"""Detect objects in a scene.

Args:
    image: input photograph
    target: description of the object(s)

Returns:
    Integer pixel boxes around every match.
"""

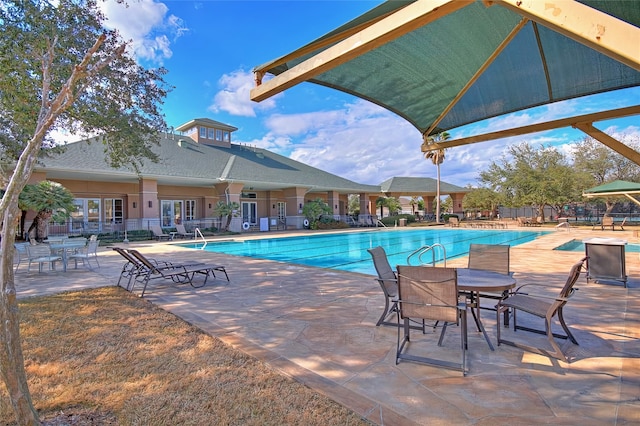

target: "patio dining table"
[48,240,87,272]
[457,268,516,351]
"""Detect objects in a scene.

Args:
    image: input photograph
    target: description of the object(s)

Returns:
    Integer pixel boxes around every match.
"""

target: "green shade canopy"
[253,0,640,139]
[583,180,640,206]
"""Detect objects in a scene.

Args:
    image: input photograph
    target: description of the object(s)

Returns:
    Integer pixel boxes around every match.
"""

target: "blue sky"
[90,0,639,188]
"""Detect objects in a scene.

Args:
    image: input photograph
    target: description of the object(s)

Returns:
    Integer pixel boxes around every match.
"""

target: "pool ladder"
[407,243,447,267]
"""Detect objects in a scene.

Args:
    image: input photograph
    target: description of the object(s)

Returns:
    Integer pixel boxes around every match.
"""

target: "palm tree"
[19,181,75,241]
[422,131,450,224]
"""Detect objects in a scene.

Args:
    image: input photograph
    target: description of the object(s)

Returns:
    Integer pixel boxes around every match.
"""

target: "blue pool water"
[176,228,548,275]
[555,239,640,252]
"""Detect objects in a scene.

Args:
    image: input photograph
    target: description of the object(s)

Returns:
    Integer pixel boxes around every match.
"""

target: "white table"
[49,241,87,272]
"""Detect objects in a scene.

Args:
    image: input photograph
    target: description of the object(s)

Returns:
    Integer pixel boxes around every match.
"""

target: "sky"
[85,0,639,188]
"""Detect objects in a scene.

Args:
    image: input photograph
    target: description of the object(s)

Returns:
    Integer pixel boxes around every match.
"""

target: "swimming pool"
[176,228,548,275]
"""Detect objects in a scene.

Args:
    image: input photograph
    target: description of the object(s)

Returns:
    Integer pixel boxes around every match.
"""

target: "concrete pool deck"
[15,226,640,425]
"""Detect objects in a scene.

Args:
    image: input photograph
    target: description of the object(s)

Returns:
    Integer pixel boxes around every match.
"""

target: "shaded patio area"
[15,227,640,425]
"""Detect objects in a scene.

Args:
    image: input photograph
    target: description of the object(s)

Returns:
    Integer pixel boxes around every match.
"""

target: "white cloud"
[210,70,278,117]
[99,0,187,64]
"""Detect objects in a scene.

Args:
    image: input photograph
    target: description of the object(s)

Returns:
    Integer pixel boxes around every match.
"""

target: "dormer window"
[223,131,230,142]
[199,127,206,138]
[216,129,223,140]
[208,128,215,139]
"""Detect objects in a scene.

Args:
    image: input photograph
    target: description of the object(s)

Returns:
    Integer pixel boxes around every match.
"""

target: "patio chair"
[395,265,467,375]
[367,246,399,327]
[14,242,30,272]
[467,244,512,318]
[175,224,195,239]
[26,243,63,272]
[67,239,100,270]
[592,216,614,231]
[496,257,587,363]
[617,217,628,231]
[150,225,172,240]
[128,249,229,297]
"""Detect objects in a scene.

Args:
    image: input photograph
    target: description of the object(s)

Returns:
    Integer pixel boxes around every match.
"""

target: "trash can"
[584,237,627,287]
[398,218,406,227]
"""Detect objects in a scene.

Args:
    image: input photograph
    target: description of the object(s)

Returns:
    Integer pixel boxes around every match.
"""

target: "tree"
[20,181,75,242]
[0,1,169,423]
[375,196,400,218]
[302,198,332,228]
[479,142,576,220]
[213,201,240,232]
[462,187,503,218]
[422,131,450,223]
[572,135,640,216]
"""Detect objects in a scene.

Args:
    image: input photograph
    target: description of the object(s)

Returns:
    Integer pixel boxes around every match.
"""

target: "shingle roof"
[38,134,380,194]
[380,177,469,195]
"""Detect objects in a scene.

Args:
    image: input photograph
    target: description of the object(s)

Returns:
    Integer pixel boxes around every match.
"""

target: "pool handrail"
[407,243,447,267]
[194,227,207,250]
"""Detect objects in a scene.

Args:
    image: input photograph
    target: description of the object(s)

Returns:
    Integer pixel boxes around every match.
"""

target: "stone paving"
[14,226,640,425]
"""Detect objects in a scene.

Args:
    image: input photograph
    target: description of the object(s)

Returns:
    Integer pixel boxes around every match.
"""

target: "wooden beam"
[250,0,468,102]
[423,105,640,150]
[573,122,640,166]
[496,0,640,71]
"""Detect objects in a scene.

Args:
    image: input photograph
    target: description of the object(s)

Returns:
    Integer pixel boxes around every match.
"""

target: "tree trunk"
[0,205,40,425]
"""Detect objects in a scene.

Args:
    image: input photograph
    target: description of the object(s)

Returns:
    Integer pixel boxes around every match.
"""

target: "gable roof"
[37,134,380,194]
[380,176,469,195]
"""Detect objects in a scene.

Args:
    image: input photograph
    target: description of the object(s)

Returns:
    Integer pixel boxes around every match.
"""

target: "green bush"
[313,216,349,230]
[380,214,416,226]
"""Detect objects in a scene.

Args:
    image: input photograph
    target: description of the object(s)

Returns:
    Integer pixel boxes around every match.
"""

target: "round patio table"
[456,268,516,351]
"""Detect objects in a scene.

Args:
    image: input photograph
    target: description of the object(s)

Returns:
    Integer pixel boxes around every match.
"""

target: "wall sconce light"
[132,202,137,209]
[148,201,152,208]
[208,203,212,209]
[335,205,338,209]
[272,204,276,209]
[299,203,303,209]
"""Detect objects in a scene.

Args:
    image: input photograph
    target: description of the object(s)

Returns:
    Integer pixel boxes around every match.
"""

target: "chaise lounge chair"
[175,224,195,239]
[150,225,173,240]
[128,249,229,297]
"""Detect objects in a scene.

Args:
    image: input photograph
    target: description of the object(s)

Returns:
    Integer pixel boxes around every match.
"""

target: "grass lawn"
[0,287,371,425]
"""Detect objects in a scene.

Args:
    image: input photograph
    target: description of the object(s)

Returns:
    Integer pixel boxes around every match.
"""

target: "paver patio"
[15,226,640,425]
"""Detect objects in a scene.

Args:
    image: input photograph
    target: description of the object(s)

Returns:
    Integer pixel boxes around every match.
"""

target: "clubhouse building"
[31,118,468,234]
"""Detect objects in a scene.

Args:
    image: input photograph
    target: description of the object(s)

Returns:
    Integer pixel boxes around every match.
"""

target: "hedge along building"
[28,117,469,235]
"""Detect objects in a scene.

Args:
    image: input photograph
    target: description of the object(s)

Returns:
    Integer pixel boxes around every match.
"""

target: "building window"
[216,129,223,140]
[104,199,123,224]
[208,128,215,139]
[241,192,257,199]
[185,200,195,221]
[161,200,183,226]
[277,202,286,221]
[223,131,230,142]
[70,198,101,233]
[199,127,206,138]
